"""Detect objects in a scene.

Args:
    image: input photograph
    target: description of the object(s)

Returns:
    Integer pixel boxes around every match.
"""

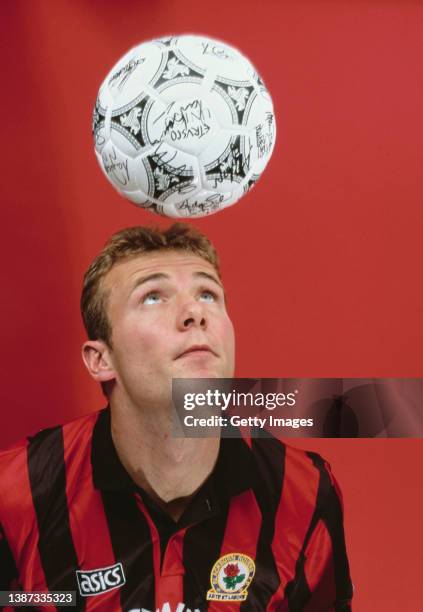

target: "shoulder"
[0,410,100,468]
[0,410,102,516]
[249,435,339,513]
[250,434,326,484]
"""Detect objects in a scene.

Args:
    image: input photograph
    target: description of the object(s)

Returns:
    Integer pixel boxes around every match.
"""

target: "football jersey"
[0,408,353,611]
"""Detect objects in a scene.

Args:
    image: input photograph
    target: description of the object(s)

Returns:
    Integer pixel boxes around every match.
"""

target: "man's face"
[100,250,235,405]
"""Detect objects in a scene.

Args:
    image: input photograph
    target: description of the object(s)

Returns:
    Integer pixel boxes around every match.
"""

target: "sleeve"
[0,523,19,590]
[288,459,353,611]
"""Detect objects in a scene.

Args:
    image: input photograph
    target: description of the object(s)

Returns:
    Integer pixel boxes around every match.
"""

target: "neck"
[110,395,220,520]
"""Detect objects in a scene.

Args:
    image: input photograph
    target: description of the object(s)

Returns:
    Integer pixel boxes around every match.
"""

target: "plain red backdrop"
[1,1,423,609]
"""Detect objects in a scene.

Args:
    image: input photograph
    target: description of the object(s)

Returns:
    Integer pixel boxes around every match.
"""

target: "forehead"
[103,250,220,293]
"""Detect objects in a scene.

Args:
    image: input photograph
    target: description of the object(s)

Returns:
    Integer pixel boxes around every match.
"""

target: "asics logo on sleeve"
[76,562,125,596]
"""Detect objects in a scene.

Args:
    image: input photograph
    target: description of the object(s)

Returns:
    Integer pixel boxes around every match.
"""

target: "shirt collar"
[91,407,259,497]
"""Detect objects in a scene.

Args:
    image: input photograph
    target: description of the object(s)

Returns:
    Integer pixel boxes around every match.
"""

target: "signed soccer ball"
[93,35,276,218]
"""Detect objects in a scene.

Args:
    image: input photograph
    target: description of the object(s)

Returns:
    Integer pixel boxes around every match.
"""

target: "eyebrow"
[129,271,224,295]
[193,271,223,289]
[129,273,169,295]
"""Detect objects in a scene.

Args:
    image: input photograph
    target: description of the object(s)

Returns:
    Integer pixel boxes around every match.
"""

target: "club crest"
[207,553,255,602]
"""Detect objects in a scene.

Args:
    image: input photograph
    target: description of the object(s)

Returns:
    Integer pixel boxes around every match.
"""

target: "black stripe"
[27,427,85,611]
[240,435,286,611]
[285,553,312,611]
[0,523,18,589]
[101,490,155,611]
[285,452,324,610]
[286,452,352,611]
[311,454,353,611]
[182,498,230,610]
[182,435,261,609]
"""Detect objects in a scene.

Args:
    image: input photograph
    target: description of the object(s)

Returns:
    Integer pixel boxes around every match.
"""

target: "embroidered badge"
[207,553,255,602]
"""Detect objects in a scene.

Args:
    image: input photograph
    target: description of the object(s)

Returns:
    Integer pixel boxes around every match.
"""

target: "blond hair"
[81,223,220,346]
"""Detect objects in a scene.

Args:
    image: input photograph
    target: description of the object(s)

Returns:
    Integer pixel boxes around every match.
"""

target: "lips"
[176,345,216,359]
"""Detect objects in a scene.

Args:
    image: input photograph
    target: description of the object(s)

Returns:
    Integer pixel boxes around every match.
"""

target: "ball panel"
[110,95,152,152]
[109,123,143,157]
[212,82,256,126]
[209,84,238,128]
[99,141,140,192]
[146,90,219,156]
[199,131,234,179]
[123,190,152,205]
[93,124,107,155]
[172,190,234,218]
[93,96,107,154]
[174,35,253,85]
[103,42,166,109]
[97,84,113,115]
[141,143,201,202]
[153,49,204,90]
[242,95,276,175]
[249,114,276,175]
[202,135,251,193]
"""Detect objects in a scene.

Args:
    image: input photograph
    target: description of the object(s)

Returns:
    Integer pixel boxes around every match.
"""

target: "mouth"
[176,345,217,359]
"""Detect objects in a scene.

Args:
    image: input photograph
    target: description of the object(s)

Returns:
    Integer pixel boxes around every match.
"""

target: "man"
[0,224,353,611]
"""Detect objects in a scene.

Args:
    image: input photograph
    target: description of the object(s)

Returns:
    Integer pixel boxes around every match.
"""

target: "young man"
[0,224,353,611]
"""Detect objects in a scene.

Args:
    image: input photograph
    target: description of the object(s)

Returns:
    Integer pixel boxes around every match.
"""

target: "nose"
[177,296,207,331]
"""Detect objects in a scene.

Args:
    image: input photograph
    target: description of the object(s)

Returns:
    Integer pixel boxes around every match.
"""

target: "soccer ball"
[93,35,276,218]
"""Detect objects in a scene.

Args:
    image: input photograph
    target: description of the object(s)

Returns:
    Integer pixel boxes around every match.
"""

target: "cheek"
[112,314,166,358]
[220,316,236,354]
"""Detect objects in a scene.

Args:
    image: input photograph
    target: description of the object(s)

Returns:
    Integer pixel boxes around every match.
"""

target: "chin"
[175,364,230,379]
[173,353,234,379]
[181,368,221,379]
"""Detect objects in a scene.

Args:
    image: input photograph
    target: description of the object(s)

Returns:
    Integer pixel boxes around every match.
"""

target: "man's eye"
[199,290,216,303]
[142,292,162,305]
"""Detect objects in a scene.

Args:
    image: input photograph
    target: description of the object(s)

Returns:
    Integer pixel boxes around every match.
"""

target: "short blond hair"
[81,223,220,346]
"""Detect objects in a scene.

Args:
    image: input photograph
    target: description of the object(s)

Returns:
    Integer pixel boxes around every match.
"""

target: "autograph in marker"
[102,147,130,186]
[151,143,196,195]
[108,57,145,91]
[155,100,212,142]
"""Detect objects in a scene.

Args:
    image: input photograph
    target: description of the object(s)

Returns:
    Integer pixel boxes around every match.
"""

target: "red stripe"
[0,441,48,592]
[158,528,187,609]
[210,489,261,611]
[63,413,122,612]
[267,445,320,611]
[135,494,186,610]
[135,494,161,599]
[220,489,261,558]
[242,432,253,449]
[302,519,335,611]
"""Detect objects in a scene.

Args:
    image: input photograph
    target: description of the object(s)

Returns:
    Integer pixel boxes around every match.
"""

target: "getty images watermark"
[172,378,423,438]
[182,387,313,430]
[172,379,313,438]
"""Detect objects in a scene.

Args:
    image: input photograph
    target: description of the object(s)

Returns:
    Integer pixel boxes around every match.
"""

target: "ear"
[82,340,116,383]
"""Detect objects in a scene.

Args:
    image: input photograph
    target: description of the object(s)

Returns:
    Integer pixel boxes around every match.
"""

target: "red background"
[1,1,423,609]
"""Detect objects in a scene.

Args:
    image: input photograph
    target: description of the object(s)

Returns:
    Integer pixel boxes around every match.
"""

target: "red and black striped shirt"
[0,408,352,611]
